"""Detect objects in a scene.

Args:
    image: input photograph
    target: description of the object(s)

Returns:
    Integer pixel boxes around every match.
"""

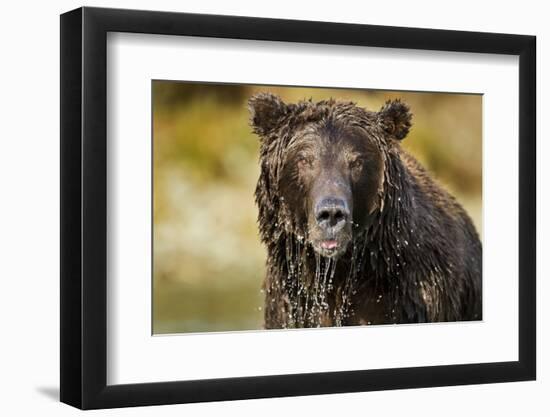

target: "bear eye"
[350,157,364,170]
[297,153,314,168]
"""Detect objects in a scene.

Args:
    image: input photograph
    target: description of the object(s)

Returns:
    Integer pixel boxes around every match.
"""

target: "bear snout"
[315,197,350,232]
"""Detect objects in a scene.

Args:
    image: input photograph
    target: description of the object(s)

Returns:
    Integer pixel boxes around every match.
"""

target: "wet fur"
[250,93,482,328]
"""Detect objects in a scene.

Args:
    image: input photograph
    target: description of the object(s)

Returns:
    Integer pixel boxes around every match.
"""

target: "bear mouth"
[315,238,349,258]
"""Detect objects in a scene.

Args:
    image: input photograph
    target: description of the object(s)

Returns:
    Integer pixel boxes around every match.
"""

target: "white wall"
[0,0,545,415]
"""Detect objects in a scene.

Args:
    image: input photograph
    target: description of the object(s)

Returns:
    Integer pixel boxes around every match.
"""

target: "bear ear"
[377,99,412,140]
[248,93,289,136]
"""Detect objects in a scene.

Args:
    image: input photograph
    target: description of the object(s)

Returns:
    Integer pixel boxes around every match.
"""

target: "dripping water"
[271,230,369,328]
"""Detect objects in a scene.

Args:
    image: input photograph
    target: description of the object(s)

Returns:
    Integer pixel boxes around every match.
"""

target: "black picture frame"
[60,6,536,410]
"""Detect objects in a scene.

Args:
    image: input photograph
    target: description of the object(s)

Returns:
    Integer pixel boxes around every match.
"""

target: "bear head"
[249,92,412,258]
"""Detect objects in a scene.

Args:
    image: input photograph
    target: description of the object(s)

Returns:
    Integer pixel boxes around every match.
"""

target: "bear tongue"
[320,240,338,250]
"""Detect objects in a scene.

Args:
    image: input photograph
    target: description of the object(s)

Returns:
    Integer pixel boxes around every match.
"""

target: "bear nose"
[315,198,350,230]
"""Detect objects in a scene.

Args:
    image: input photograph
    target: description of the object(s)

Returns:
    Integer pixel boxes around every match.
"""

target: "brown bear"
[249,93,482,329]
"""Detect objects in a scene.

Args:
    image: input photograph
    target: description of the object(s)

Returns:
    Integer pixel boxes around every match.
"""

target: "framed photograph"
[60,6,536,409]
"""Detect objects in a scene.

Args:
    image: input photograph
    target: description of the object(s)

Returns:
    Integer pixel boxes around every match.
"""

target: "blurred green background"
[152,81,482,334]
